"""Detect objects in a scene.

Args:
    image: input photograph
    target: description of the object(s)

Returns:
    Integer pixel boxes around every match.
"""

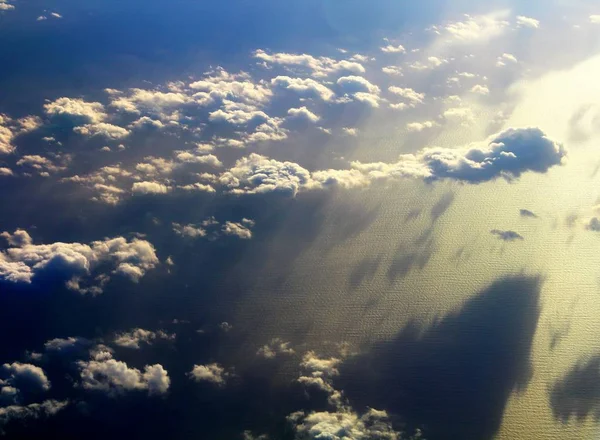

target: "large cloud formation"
[0,231,159,294]
[218,128,565,195]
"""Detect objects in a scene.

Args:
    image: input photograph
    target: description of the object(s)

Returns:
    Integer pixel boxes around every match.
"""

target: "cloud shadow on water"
[339,275,542,440]
[551,355,600,422]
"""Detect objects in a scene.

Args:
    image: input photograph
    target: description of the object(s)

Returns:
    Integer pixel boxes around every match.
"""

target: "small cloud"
[516,15,540,29]
[520,209,538,218]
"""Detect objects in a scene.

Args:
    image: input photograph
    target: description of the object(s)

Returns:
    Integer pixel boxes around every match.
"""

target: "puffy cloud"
[0,1,15,11]
[44,337,90,353]
[288,407,402,440]
[1,363,51,393]
[337,76,380,95]
[189,68,272,107]
[0,400,68,427]
[188,363,229,385]
[516,16,540,29]
[497,53,518,67]
[443,107,475,125]
[73,123,130,140]
[44,97,107,124]
[132,181,170,195]
[271,76,335,101]
[0,167,13,176]
[380,44,405,53]
[471,84,490,95]
[256,338,295,359]
[175,151,223,168]
[287,107,320,123]
[388,87,425,106]
[254,50,365,78]
[221,219,255,240]
[1,229,32,247]
[352,128,565,184]
[406,121,438,132]
[0,115,16,154]
[491,229,524,241]
[0,232,159,292]
[16,155,68,174]
[219,153,316,196]
[128,116,165,130]
[110,88,191,116]
[381,66,403,76]
[78,350,169,396]
[114,328,175,349]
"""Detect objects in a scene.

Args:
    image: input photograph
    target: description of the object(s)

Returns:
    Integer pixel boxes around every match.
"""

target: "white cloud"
[188,363,229,385]
[132,181,170,195]
[471,84,490,95]
[287,106,320,123]
[175,151,223,168]
[44,97,107,124]
[1,229,32,247]
[406,121,438,132]
[516,15,540,29]
[380,44,405,54]
[256,338,295,359]
[74,123,130,140]
[0,1,15,11]
[381,66,403,76]
[271,76,335,101]
[437,11,510,43]
[0,115,16,154]
[0,232,159,292]
[114,328,175,349]
[221,219,255,240]
[78,350,170,396]
[590,15,600,24]
[254,50,365,78]
[172,223,207,239]
[388,87,425,105]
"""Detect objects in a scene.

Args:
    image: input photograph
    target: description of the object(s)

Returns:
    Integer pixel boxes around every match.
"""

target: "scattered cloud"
[113,328,175,349]
[188,363,229,385]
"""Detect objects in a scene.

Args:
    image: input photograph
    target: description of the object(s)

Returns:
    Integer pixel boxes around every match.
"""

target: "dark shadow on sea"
[338,275,542,440]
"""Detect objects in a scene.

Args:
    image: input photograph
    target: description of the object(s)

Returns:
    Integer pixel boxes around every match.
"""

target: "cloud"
[0,1,15,11]
[0,232,159,293]
[1,229,32,247]
[188,68,272,107]
[0,401,68,428]
[271,76,335,101]
[113,328,175,349]
[436,11,510,43]
[406,121,437,132]
[132,181,170,195]
[219,153,316,196]
[1,363,51,394]
[382,66,403,76]
[218,128,565,196]
[110,88,192,116]
[380,44,405,53]
[188,363,229,385]
[288,407,402,440]
[172,223,208,239]
[44,97,107,124]
[175,151,223,168]
[73,123,130,140]
[590,15,600,24]
[221,219,255,240]
[586,217,600,231]
[254,50,365,78]
[516,16,540,29]
[287,107,320,123]
[471,84,490,95]
[491,229,524,241]
[256,338,295,359]
[78,350,169,396]
[44,337,91,353]
[388,87,425,106]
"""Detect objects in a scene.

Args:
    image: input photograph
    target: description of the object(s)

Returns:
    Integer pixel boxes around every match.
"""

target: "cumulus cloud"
[110,88,192,116]
[1,363,51,394]
[435,11,509,43]
[0,1,15,11]
[1,229,32,247]
[471,84,490,95]
[218,128,565,196]
[78,350,169,396]
[44,337,91,353]
[44,97,107,124]
[113,328,175,349]
[132,181,170,195]
[491,229,524,241]
[388,87,425,106]
[188,363,229,385]
[189,68,272,107]
[271,76,335,101]
[0,232,159,293]
[256,338,295,359]
[254,50,365,78]
[406,121,437,132]
[221,219,255,240]
[172,223,208,239]
[0,400,68,428]
[380,43,405,53]
[74,123,130,140]
[287,107,320,123]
